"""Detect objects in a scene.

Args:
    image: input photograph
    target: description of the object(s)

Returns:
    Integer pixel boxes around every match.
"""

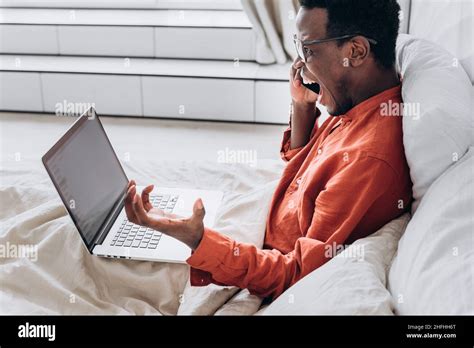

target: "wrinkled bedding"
[0,157,408,315]
[0,158,282,315]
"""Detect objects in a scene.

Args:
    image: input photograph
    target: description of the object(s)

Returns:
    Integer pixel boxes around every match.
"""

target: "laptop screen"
[43,112,128,248]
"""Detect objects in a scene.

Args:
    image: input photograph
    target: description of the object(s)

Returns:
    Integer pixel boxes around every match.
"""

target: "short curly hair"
[299,0,400,68]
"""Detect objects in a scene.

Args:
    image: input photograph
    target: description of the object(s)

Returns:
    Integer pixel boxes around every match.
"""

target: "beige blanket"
[0,158,283,315]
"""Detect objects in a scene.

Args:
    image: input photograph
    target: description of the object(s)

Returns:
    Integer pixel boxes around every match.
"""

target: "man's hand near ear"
[289,57,321,150]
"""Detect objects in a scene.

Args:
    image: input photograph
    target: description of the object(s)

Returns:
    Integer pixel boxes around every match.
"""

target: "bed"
[1,21,473,315]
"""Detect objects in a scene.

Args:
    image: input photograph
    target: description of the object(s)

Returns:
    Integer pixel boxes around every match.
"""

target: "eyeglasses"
[293,34,378,62]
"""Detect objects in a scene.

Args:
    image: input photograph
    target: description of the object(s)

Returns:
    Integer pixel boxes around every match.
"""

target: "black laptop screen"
[43,114,128,248]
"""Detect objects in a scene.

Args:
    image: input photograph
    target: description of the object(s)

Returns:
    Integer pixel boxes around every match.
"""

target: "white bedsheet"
[0,155,411,315]
[0,158,282,315]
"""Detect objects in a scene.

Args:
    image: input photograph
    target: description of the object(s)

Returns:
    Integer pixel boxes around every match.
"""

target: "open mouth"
[300,69,324,103]
[300,69,318,86]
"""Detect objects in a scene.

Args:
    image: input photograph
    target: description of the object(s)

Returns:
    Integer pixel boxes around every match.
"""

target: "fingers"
[126,184,136,203]
[291,57,304,88]
[141,184,154,211]
[293,69,302,88]
[125,184,137,222]
[191,198,206,222]
[132,193,149,226]
[292,57,304,72]
[290,57,298,80]
[143,184,154,194]
[291,57,304,71]
[125,181,154,222]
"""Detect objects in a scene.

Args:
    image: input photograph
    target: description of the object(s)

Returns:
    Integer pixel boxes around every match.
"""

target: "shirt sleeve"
[187,156,397,299]
[280,105,320,162]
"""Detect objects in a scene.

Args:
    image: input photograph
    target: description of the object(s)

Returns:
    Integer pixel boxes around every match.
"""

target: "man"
[125,0,412,300]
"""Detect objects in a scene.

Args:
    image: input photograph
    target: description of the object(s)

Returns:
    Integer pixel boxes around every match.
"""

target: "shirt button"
[317,148,322,155]
[296,177,302,185]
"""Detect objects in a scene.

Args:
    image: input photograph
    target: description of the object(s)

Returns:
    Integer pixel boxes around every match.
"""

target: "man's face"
[296,7,352,116]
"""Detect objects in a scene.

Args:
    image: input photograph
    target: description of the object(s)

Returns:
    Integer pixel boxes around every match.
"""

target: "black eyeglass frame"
[293,34,378,62]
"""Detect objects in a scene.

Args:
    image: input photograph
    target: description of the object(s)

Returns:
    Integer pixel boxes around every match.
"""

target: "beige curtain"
[241,0,299,64]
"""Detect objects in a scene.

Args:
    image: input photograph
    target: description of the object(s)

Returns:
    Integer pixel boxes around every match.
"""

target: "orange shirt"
[187,85,412,300]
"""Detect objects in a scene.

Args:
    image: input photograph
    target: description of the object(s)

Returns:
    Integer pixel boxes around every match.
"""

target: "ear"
[343,36,371,68]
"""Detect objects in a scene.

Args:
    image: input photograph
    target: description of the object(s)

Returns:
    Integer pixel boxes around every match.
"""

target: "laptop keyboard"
[110,194,179,249]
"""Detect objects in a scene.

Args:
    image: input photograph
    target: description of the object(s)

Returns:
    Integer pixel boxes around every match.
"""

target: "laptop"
[42,107,223,263]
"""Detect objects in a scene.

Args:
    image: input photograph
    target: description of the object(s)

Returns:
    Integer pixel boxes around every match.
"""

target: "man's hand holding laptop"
[125,180,206,250]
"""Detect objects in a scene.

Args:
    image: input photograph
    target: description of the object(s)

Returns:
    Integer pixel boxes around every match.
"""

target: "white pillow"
[260,213,410,315]
[388,147,474,314]
[396,34,472,213]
